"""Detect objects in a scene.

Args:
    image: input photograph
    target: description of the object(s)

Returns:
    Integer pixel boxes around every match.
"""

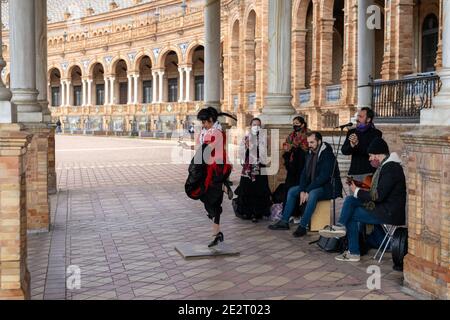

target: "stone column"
[87,79,93,106]
[35,0,50,122]
[178,67,184,102]
[110,77,115,105]
[9,0,42,122]
[185,67,192,102]
[104,77,109,105]
[357,0,375,108]
[204,0,221,110]
[421,0,450,125]
[0,2,14,123]
[152,71,158,103]
[133,74,139,104]
[127,75,132,104]
[81,80,86,106]
[158,71,164,103]
[66,80,71,106]
[60,81,65,107]
[0,125,33,300]
[261,0,296,123]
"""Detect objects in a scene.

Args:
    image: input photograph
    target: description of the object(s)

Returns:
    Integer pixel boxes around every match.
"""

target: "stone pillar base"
[401,127,450,300]
[21,122,51,232]
[0,124,33,300]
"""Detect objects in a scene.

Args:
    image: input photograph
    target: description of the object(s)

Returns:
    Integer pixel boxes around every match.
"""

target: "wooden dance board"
[175,243,240,260]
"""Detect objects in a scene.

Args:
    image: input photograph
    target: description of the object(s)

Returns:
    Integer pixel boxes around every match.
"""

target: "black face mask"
[293,125,302,132]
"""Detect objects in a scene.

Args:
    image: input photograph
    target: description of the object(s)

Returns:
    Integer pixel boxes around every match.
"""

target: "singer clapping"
[341,107,382,193]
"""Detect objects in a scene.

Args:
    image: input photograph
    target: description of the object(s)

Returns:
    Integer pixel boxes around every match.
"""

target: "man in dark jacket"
[269,132,343,237]
[319,138,406,262]
[341,107,382,190]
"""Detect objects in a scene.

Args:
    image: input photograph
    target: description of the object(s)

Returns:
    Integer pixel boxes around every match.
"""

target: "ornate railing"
[371,74,441,122]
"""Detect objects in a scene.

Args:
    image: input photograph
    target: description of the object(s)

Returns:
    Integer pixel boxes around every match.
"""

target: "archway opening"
[421,13,439,73]
[332,0,344,85]
[69,66,83,106]
[92,63,105,106]
[114,59,128,105]
[138,56,153,104]
[49,68,61,106]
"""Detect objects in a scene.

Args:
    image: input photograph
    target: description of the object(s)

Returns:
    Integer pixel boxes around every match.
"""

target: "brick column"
[340,0,358,114]
[292,28,308,107]
[47,127,57,195]
[0,124,33,300]
[23,123,51,232]
[381,0,414,80]
[401,127,450,300]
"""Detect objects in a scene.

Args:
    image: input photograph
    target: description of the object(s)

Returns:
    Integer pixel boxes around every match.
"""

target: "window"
[195,76,204,101]
[73,86,82,106]
[119,82,127,105]
[143,80,152,103]
[168,78,178,102]
[51,86,60,106]
[422,14,439,73]
[96,84,105,105]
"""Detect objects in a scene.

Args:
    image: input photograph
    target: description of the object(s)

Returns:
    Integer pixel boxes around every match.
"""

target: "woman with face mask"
[184,107,236,247]
[279,116,309,220]
[233,118,272,223]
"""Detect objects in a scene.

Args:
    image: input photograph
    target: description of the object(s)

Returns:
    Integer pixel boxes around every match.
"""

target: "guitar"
[346,175,373,191]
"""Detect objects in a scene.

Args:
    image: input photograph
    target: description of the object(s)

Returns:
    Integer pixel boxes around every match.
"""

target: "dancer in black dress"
[184,107,236,247]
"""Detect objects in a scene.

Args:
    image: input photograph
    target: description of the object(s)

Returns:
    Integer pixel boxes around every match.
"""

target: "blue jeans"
[338,196,384,255]
[281,186,327,229]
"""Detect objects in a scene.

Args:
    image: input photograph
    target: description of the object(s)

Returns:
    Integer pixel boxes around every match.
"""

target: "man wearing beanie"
[341,107,382,193]
[319,137,406,262]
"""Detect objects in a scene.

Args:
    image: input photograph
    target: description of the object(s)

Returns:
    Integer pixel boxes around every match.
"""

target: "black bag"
[316,235,346,253]
[272,183,286,204]
[391,227,408,271]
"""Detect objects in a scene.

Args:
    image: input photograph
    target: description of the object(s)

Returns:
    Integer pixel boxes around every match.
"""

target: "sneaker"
[268,220,289,230]
[289,216,301,224]
[318,225,347,238]
[335,251,360,262]
[293,225,307,237]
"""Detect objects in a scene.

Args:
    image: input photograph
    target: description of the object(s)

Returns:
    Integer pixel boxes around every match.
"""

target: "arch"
[137,55,154,104]
[67,63,84,78]
[87,61,106,77]
[47,66,62,81]
[230,18,241,111]
[110,56,132,74]
[157,46,183,68]
[185,42,205,65]
[293,0,312,30]
[135,52,156,72]
[243,9,257,109]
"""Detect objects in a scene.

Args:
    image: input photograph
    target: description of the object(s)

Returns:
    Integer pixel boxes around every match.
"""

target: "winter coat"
[356,152,406,225]
[299,142,343,199]
[341,126,382,175]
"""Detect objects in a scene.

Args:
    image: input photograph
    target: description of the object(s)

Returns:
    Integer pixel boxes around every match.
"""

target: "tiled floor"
[27,135,416,300]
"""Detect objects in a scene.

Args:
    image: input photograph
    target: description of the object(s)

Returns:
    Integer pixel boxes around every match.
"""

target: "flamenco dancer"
[184,107,236,247]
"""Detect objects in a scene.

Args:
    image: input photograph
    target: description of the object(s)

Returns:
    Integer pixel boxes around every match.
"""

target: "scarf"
[241,134,261,182]
[356,122,375,134]
[363,156,388,211]
[285,128,309,162]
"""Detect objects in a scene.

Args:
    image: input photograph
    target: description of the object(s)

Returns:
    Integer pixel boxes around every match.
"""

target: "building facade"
[0,0,443,133]
[0,0,449,300]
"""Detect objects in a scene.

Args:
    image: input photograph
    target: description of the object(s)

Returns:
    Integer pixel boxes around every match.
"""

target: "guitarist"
[319,138,406,262]
[342,107,382,194]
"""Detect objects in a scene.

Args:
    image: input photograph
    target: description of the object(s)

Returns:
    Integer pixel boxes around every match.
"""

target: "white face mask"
[251,126,260,135]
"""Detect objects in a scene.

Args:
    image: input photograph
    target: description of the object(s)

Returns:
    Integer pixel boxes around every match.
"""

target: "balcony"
[371,74,441,123]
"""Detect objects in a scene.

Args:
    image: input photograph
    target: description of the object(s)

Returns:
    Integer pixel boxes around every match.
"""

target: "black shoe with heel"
[208,232,224,247]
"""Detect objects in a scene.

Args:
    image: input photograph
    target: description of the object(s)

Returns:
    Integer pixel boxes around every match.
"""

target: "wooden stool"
[309,200,331,231]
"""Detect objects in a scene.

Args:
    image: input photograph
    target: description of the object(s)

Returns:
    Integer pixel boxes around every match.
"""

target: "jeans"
[338,196,384,255]
[281,186,327,229]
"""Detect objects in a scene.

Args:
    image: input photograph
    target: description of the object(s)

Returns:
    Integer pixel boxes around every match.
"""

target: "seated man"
[319,137,406,262]
[269,131,343,237]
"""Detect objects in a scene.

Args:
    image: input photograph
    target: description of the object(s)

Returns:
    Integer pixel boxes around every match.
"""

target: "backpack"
[269,203,284,221]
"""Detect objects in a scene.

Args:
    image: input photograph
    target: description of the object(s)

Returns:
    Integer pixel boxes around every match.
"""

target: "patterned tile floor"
[27,135,416,300]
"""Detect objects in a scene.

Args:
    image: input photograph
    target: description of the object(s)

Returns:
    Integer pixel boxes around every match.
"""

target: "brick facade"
[0,124,32,300]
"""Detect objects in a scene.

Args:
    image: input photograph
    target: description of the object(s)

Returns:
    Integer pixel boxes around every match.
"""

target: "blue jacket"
[299,142,343,199]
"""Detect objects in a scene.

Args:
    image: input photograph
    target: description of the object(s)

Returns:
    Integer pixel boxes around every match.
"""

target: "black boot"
[293,225,307,237]
[208,232,224,247]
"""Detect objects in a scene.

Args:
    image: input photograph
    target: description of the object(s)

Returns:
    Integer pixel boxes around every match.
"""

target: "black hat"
[367,137,390,155]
